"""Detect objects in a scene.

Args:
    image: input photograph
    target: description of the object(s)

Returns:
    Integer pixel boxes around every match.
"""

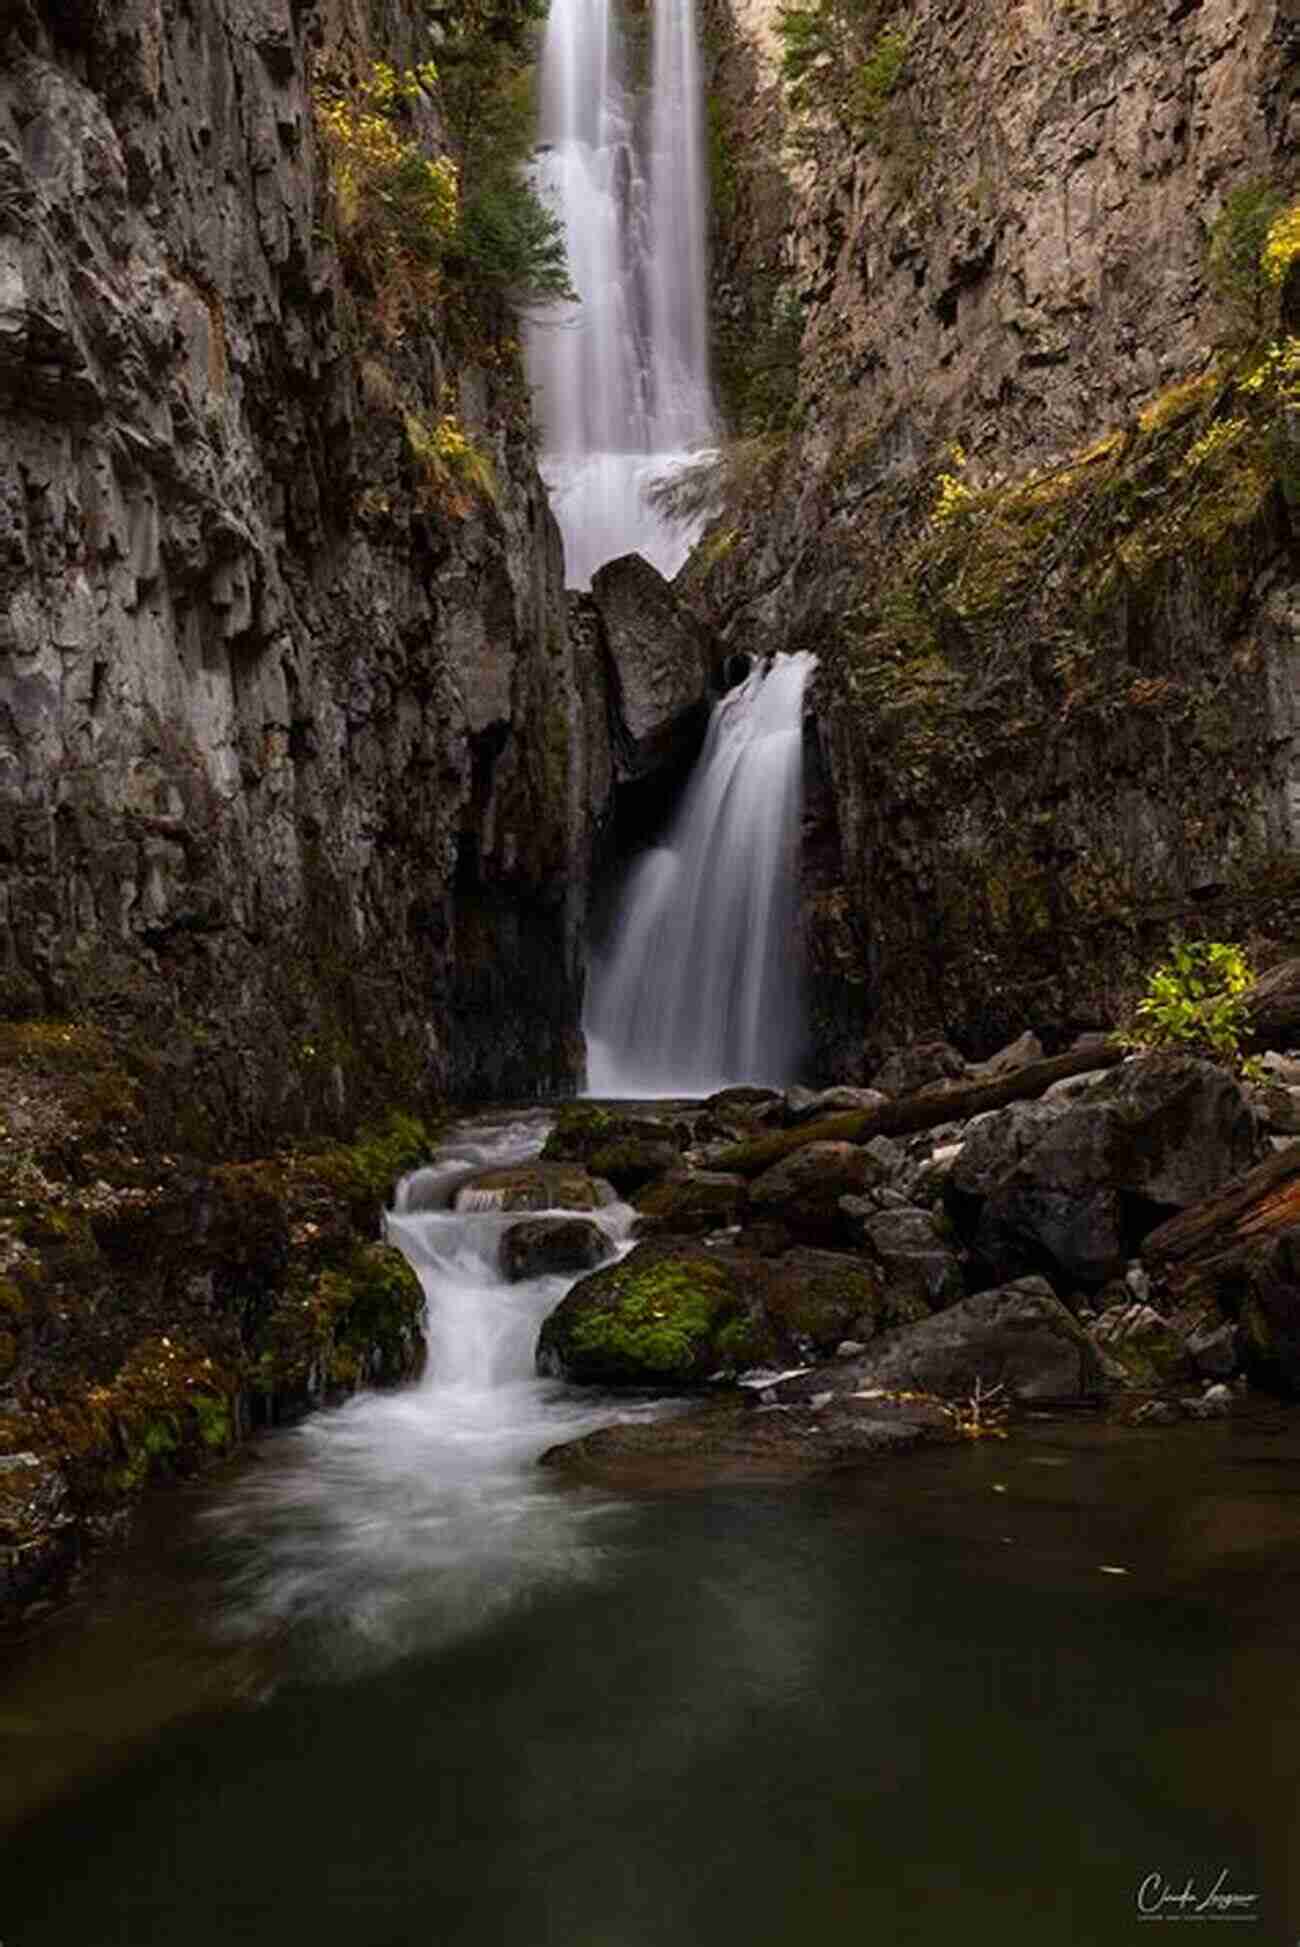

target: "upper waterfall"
[527,0,716,589]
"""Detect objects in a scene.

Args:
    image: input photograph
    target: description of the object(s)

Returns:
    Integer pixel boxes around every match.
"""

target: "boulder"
[947,1100,1063,1203]
[590,553,712,779]
[844,1202,964,1310]
[537,1241,750,1385]
[747,1247,927,1360]
[585,1137,681,1195]
[542,1105,688,1170]
[1248,1083,1300,1136]
[770,1276,1108,1407]
[747,1140,889,1245]
[870,1040,967,1098]
[970,1054,1261,1289]
[634,1171,748,1235]
[454,1164,618,1213]
[785,1085,890,1125]
[500,1217,613,1283]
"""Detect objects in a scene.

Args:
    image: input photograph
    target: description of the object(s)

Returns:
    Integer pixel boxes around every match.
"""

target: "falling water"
[586,651,817,1097]
[202,1114,671,1669]
[527,0,716,588]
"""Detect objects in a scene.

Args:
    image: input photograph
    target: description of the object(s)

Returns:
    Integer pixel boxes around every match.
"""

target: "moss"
[559,1250,742,1381]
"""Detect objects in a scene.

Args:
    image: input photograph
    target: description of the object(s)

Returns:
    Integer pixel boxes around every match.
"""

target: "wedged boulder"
[970,1054,1261,1289]
[589,553,712,780]
[1089,1302,1198,1388]
[771,1277,1108,1407]
[747,1140,889,1246]
[536,1241,750,1385]
[454,1163,618,1213]
[634,1170,747,1235]
[842,1201,964,1310]
[500,1217,613,1283]
[870,1040,967,1098]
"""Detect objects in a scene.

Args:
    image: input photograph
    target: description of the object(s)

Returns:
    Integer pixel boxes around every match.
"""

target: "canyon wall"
[0,0,613,1143]
[699,0,1300,1075]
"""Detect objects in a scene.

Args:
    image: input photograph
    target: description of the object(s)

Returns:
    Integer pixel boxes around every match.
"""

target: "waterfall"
[527,0,716,589]
[585,652,817,1097]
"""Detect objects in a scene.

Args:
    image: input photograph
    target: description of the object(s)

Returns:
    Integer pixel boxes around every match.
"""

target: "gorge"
[3,0,1300,1932]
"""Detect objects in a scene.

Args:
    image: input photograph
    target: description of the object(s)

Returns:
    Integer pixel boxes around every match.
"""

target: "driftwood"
[714,1041,1126,1178]
[1141,1144,1300,1301]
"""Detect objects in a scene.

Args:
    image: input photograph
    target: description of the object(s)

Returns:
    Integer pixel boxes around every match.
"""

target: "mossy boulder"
[542,1105,688,1172]
[454,1163,618,1212]
[1090,1302,1198,1389]
[748,1247,924,1359]
[537,1242,750,1386]
[500,1217,613,1282]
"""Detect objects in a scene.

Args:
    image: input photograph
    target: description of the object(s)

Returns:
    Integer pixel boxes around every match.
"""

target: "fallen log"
[1141,1144,1300,1298]
[714,1040,1126,1177]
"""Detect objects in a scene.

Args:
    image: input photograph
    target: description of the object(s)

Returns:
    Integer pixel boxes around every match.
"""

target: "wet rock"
[969,1031,1044,1080]
[589,553,712,780]
[1186,1320,1237,1380]
[747,1140,889,1246]
[542,1105,688,1170]
[455,1164,618,1213]
[769,1277,1108,1408]
[1248,1084,1300,1137]
[500,1218,613,1283]
[634,1171,748,1235]
[870,1041,967,1098]
[749,1246,927,1360]
[536,1241,750,1386]
[539,1394,956,1487]
[1184,1383,1234,1419]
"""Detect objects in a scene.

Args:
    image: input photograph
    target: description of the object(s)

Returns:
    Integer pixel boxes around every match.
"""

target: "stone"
[1248,1084,1300,1136]
[842,1201,964,1310]
[634,1171,748,1235]
[454,1164,618,1214]
[536,1241,751,1386]
[970,1030,1044,1080]
[785,1085,890,1124]
[870,1041,967,1098]
[769,1277,1108,1408]
[747,1140,890,1245]
[499,1218,613,1283]
[588,553,712,779]
[584,1137,681,1196]
[1186,1320,1237,1380]
[971,1055,1261,1289]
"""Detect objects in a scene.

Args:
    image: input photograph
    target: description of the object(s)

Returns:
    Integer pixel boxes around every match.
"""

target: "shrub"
[776,0,908,137]
[403,409,497,511]
[1206,181,1289,337]
[1124,941,1255,1067]
[456,179,575,302]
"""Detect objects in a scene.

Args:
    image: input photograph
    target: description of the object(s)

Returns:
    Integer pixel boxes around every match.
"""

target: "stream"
[3,1106,1300,1943]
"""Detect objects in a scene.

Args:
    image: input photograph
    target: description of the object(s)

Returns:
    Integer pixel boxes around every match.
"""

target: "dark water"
[4,1413,1300,1945]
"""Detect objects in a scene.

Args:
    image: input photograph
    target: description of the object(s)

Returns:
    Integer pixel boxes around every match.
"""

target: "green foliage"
[776,0,908,137]
[403,409,498,510]
[456,180,575,302]
[1124,941,1255,1066]
[1207,182,1289,337]
[429,0,574,306]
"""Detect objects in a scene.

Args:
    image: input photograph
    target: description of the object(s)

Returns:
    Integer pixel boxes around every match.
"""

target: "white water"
[586,651,817,1097]
[527,0,716,588]
[204,1113,674,1672]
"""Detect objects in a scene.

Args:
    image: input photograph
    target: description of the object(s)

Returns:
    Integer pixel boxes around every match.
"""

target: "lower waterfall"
[585,651,817,1098]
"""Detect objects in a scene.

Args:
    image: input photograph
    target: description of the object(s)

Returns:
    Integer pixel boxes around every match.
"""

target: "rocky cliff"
[697,0,1300,1076]
[0,0,613,1141]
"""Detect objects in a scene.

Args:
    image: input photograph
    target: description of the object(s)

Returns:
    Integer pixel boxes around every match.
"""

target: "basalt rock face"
[700,0,1300,1075]
[0,0,609,1144]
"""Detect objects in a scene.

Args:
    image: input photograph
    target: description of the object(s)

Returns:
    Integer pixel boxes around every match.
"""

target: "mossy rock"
[634,1171,748,1235]
[537,1241,750,1386]
[500,1218,613,1282]
[455,1163,618,1213]
[753,1247,925,1356]
[542,1106,688,1174]
[586,1137,681,1195]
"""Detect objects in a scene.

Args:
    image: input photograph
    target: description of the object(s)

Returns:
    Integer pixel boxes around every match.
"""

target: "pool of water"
[3,1110,1299,1944]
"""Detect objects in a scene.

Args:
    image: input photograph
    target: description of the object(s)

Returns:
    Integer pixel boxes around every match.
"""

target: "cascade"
[527,0,715,588]
[585,652,817,1097]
